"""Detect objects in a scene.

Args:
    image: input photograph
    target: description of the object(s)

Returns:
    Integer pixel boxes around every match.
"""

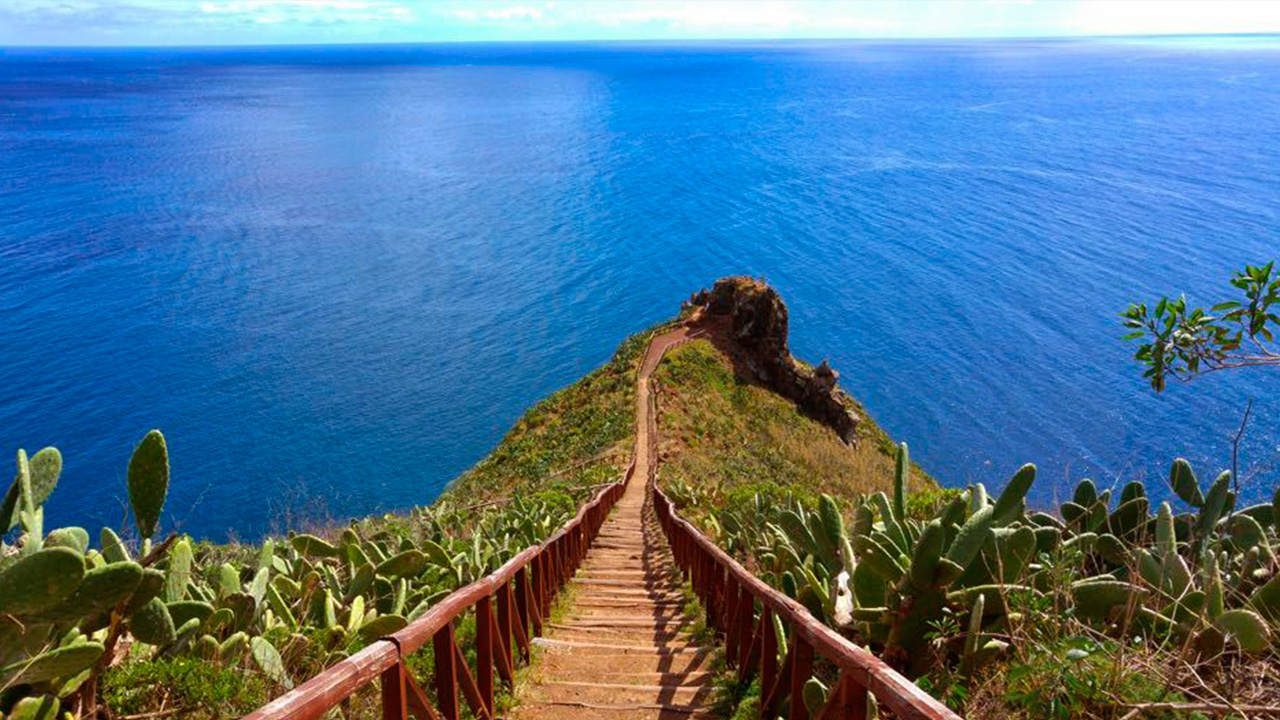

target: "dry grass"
[652,339,935,499]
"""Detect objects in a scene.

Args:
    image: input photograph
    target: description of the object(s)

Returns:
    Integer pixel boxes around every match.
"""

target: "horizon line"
[4,31,1280,50]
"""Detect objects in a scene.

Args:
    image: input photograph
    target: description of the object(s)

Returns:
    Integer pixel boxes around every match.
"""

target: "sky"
[1,0,1280,47]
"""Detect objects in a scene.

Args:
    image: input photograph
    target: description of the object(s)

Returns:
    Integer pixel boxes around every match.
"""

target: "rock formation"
[686,277,862,444]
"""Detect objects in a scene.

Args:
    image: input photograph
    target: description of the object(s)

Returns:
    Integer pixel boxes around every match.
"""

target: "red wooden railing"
[653,485,963,720]
[242,464,633,720]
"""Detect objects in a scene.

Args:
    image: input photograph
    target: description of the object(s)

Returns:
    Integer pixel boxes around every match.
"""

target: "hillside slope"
[655,338,934,501]
[654,277,935,503]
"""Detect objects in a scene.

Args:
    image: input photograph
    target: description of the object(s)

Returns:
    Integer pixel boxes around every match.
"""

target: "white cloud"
[485,5,542,21]
[196,0,413,23]
[6,0,1280,45]
[446,3,548,23]
[597,1,807,28]
[1069,0,1280,36]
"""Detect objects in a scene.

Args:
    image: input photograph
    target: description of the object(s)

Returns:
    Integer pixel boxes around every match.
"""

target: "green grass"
[654,339,935,502]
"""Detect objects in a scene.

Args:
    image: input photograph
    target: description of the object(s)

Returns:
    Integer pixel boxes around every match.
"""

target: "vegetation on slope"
[0,323,670,720]
[666,436,1280,718]
[653,338,938,503]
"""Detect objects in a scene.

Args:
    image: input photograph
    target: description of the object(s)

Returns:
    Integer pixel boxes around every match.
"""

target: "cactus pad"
[251,636,292,688]
[127,430,169,540]
[0,547,85,617]
[167,600,214,629]
[291,534,339,558]
[1169,458,1203,508]
[38,561,143,625]
[1214,609,1271,653]
[130,597,177,646]
[0,641,104,686]
[992,463,1035,525]
[1072,580,1144,620]
[164,538,194,603]
[45,527,90,554]
[946,505,994,570]
[376,550,428,579]
[100,527,131,564]
[27,448,62,509]
[7,695,60,720]
[1249,575,1280,623]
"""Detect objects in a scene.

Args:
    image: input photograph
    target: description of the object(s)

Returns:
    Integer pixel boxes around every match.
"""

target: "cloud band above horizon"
[2,0,1280,47]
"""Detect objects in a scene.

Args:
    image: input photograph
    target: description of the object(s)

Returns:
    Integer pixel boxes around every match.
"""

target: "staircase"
[514,325,714,719]
[241,321,959,720]
[512,479,716,719]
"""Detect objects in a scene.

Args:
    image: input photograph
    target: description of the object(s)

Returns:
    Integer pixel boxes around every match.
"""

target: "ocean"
[2,38,1277,540]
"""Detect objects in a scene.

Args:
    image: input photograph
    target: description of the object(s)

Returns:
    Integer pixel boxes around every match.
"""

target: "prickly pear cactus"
[127,430,169,540]
[687,450,1280,680]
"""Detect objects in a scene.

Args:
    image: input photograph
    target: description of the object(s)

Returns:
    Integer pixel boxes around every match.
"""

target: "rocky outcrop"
[685,277,862,444]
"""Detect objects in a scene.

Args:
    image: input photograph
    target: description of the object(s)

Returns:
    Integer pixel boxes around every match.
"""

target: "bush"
[103,657,267,719]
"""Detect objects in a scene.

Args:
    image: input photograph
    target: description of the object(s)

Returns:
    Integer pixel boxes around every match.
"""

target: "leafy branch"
[1123,261,1280,392]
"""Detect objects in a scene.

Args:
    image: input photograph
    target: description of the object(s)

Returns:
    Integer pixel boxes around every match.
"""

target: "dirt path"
[510,325,717,720]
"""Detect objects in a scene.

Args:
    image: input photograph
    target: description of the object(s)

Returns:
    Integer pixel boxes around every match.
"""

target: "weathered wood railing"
[653,485,962,720]
[242,465,633,720]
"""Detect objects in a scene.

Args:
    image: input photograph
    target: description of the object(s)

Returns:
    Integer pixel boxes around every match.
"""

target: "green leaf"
[250,636,292,688]
[127,430,169,540]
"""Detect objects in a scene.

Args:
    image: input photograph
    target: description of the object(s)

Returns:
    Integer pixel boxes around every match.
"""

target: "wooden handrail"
[242,461,635,720]
[652,484,963,720]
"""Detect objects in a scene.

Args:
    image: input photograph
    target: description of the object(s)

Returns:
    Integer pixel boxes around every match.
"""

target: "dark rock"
[690,277,862,444]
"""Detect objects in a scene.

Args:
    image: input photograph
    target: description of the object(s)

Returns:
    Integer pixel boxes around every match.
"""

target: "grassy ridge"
[653,338,936,501]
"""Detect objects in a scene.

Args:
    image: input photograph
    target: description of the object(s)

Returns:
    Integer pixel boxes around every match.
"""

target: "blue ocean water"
[2,39,1278,541]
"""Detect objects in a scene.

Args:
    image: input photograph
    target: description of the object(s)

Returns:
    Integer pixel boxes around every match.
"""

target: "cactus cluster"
[0,432,171,718]
[0,435,580,718]
[688,443,1280,678]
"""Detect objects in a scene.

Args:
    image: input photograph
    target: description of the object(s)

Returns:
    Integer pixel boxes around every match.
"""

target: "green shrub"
[103,657,267,719]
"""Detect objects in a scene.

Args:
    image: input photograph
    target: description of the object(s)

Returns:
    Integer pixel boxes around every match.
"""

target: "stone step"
[576,577,679,586]
[536,652,716,676]
[513,701,718,719]
[563,614,690,623]
[532,637,709,656]
[533,680,714,703]
[575,592,687,603]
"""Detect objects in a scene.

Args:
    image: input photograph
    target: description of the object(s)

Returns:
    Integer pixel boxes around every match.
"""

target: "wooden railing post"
[554,539,565,588]
[761,607,777,707]
[380,660,407,720]
[494,579,514,676]
[514,568,532,641]
[432,624,459,720]
[724,577,741,660]
[738,612,764,685]
[475,596,494,716]
[818,675,869,720]
[735,585,754,671]
[790,635,814,720]
[536,553,551,618]
[522,565,542,637]
[543,550,554,614]
[703,557,718,626]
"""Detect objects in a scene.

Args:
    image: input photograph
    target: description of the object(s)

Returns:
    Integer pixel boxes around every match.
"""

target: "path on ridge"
[512,325,716,720]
